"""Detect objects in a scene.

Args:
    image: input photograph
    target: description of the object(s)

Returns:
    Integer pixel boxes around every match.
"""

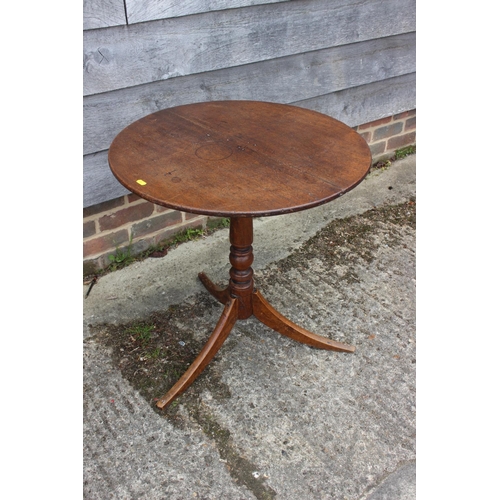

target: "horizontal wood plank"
[84,151,131,207]
[84,33,415,154]
[83,0,416,96]
[126,0,291,25]
[84,73,415,207]
[293,72,416,126]
[83,0,126,30]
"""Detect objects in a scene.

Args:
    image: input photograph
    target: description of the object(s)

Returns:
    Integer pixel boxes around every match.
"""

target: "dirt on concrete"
[88,199,415,499]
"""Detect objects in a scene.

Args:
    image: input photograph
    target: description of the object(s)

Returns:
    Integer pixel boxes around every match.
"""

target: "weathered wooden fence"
[83,0,416,208]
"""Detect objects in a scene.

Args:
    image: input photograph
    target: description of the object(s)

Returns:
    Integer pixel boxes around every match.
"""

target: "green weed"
[371,144,416,172]
[144,347,162,359]
[173,227,204,244]
[126,324,155,343]
[108,237,134,270]
[394,144,416,160]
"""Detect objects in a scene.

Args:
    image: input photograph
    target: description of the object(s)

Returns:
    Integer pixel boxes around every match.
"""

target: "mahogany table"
[108,101,372,409]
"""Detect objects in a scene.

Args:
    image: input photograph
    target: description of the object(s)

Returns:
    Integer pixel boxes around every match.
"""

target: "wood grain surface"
[108,101,372,217]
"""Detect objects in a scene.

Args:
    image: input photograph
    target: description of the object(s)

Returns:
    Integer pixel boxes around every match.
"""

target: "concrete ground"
[83,155,416,500]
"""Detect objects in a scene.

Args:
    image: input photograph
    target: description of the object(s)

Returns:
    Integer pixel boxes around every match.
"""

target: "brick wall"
[83,197,207,275]
[354,109,416,159]
[83,109,415,275]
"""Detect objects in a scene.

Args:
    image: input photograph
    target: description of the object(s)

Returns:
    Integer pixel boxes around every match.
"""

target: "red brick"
[405,116,416,131]
[83,196,125,218]
[153,226,182,245]
[358,130,372,143]
[183,216,206,229]
[98,202,155,231]
[83,229,129,258]
[127,193,143,203]
[387,132,416,151]
[83,259,98,277]
[373,122,404,142]
[131,211,183,238]
[83,220,96,239]
[152,217,205,245]
[155,204,171,213]
[369,141,387,157]
[184,211,204,221]
[358,116,392,130]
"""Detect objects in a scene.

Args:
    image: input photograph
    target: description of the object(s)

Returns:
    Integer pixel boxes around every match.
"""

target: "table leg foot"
[252,290,355,353]
[156,297,239,410]
[198,272,231,305]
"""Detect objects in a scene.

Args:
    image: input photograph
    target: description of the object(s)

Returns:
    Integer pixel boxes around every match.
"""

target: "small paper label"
[136,179,147,186]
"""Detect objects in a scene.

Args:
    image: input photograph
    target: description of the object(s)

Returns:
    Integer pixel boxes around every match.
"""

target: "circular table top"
[108,101,372,217]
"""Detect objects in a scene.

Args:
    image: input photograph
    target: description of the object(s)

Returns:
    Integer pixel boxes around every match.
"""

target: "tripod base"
[156,217,355,410]
[156,274,354,410]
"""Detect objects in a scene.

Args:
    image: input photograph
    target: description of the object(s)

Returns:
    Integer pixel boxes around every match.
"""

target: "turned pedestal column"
[156,217,354,410]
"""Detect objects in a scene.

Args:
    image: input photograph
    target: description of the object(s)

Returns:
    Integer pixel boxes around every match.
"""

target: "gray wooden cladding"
[85,151,131,205]
[83,0,126,30]
[83,0,416,208]
[83,0,415,96]
[126,0,291,25]
[83,0,291,29]
[84,33,415,156]
[295,73,416,126]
